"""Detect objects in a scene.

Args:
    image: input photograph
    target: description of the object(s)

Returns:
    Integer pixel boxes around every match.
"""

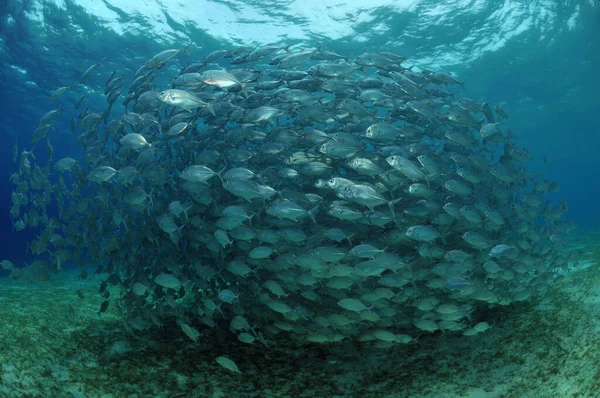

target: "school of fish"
[6,43,579,349]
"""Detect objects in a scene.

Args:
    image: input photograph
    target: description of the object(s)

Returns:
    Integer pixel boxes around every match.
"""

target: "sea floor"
[1,232,600,398]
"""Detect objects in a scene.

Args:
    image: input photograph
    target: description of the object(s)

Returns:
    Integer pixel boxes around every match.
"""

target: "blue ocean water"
[1,0,598,268]
[0,2,599,396]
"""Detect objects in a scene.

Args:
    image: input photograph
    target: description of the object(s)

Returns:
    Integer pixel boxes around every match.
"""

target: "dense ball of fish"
[9,43,577,346]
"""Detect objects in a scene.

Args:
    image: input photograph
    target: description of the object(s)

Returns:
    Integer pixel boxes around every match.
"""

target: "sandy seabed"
[0,232,599,398]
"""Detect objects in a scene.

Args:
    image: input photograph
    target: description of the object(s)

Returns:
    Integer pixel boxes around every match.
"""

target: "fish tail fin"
[308,206,319,225]
[388,198,401,218]
[206,101,216,117]
[182,43,193,54]
[216,162,227,184]
[147,187,155,209]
